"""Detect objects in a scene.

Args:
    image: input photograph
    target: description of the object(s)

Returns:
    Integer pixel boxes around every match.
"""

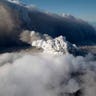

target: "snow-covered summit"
[7,0,20,4]
[31,31,77,55]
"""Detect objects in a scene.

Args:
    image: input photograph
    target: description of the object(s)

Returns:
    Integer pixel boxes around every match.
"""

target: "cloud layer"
[0,52,96,96]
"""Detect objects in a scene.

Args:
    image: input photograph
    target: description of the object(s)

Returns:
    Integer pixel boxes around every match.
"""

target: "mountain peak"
[7,0,20,4]
[31,31,77,55]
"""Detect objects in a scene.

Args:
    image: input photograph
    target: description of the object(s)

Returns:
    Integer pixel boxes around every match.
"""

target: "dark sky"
[21,0,96,22]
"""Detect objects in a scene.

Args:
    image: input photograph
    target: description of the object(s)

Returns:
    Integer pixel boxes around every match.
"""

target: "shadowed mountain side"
[0,0,96,47]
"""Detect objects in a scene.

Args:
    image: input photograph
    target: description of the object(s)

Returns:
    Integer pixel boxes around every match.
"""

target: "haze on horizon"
[20,0,96,22]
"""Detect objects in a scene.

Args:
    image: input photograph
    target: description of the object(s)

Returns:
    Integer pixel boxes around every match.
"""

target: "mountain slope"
[0,0,96,47]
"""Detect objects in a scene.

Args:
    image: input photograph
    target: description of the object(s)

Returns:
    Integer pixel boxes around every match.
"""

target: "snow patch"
[7,0,20,4]
[31,31,77,55]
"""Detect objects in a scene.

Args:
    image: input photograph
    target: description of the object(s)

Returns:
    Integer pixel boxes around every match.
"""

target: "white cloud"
[0,52,96,96]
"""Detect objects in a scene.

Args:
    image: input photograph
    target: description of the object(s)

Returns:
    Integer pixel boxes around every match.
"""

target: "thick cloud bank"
[0,0,96,46]
[0,52,96,96]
